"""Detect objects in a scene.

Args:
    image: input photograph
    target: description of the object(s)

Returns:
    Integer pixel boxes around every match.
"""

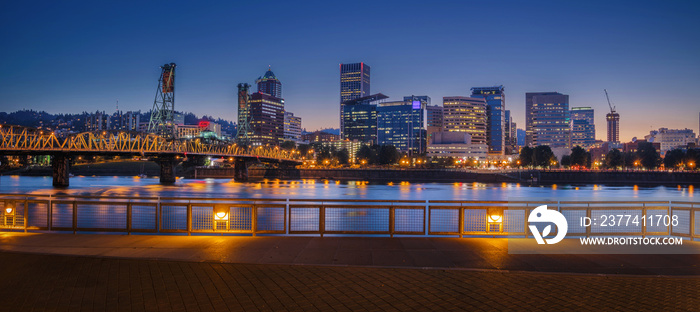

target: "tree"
[280,140,296,151]
[685,149,699,170]
[356,145,376,164]
[637,142,660,169]
[663,149,685,169]
[605,149,623,169]
[570,146,588,168]
[298,144,311,157]
[519,146,534,167]
[335,148,349,165]
[378,145,400,165]
[532,145,555,168]
[560,155,571,167]
[622,151,637,168]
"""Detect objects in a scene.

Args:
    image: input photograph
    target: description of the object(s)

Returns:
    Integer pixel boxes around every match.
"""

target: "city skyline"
[1,1,699,141]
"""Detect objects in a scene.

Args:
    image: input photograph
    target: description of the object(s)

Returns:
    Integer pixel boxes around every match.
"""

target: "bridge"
[0,125,301,186]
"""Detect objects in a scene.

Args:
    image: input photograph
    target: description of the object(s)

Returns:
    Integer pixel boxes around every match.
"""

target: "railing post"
[187,203,192,236]
[48,196,52,231]
[252,204,257,237]
[641,203,647,238]
[319,205,325,237]
[285,198,289,235]
[458,204,464,238]
[425,200,429,236]
[586,203,591,237]
[23,197,28,233]
[127,201,132,235]
[156,197,160,233]
[72,200,77,234]
[690,203,696,241]
[389,204,394,238]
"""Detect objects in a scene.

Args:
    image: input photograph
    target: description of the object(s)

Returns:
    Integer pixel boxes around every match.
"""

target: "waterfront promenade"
[1,233,699,310]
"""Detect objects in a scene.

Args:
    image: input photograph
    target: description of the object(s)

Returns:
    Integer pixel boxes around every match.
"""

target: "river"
[0,175,695,201]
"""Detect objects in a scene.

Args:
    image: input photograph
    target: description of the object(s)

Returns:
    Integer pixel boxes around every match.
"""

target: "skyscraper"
[442,96,487,145]
[248,92,285,146]
[471,86,505,155]
[256,66,282,98]
[341,93,386,144]
[377,96,428,154]
[571,107,596,147]
[426,104,444,144]
[606,111,620,143]
[283,111,302,143]
[340,63,370,136]
[526,92,571,148]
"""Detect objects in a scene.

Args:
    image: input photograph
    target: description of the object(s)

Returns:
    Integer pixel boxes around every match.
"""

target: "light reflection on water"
[0,175,696,201]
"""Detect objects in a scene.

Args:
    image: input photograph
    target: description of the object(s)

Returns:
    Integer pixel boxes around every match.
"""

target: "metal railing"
[0,193,697,240]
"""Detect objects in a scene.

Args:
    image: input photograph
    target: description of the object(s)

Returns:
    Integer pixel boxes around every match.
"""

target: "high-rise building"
[426,105,444,144]
[504,110,515,153]
[442,96,487,145]
[85,111,110,131]
[471,86,505,155]
[283,111,302,143]
[377,96,428,154]
[525,92,571,148]
[341,93,386,144]
[571,107,596,147]
[606,111,620,143]
[256,66,282,98]
[109,111,141,131]
[340,63,370,136]
[248,92,285,146]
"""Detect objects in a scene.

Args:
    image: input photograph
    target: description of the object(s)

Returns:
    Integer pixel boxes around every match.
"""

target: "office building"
[427,132,489,159]
[644,128,696,152]
[341,93,386,144]
[319,140,367,163]
[283,111,302,142]
[526,92,571,148]
[471,86,505,155]
[340,63,370,135]
[504,110,515,153]
[248,92,285,146]
[302,131,340,143]
[377,96,428,154]
[426,105,444,144]
[571,107,596,147]
[442,96,487,145]
[256,67,282,98]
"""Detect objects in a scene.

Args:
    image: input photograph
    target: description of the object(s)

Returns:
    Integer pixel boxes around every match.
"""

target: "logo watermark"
[527,205,568,244]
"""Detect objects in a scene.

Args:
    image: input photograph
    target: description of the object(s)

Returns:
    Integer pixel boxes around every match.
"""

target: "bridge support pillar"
[234,158,249,182]
[52,153,70,187]
[158,156,177,184]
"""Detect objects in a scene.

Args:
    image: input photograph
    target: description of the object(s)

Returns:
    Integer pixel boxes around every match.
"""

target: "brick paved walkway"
[1,251,699,311]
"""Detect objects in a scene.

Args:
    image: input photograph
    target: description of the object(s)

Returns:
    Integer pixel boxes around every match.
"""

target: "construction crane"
[604,89,616,114]
[604,89,620,143]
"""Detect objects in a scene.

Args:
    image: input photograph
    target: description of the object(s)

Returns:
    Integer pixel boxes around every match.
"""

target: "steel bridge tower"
[148,63,177,139]
[235,83,252,146]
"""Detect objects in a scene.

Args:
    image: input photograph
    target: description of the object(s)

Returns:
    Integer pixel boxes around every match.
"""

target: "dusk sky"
[1,1,699,142]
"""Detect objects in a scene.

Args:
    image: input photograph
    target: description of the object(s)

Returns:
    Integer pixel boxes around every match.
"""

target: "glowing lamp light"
[5,207,14,215]
[489,214,502,223]
[214,211,229,221]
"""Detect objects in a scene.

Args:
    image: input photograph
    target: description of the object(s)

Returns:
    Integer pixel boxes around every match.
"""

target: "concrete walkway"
[1,233,700,311]
[1,232,700,275]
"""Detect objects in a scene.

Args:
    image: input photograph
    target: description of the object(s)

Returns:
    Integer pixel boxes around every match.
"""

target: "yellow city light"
[5,207,14,215]
[214,211,229,221]
[489,214,502,223]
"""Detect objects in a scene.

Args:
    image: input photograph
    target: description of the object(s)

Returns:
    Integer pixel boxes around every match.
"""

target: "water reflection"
[0,176,696,201]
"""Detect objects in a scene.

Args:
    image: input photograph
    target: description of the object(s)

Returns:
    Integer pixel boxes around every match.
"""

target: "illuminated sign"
[412,100,421,109]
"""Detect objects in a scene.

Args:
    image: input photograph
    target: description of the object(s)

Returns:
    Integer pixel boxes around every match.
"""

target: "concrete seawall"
[535,170,700,185]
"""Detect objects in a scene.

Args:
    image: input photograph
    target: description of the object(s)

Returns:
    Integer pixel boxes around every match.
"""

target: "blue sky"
[1,0,699,141]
